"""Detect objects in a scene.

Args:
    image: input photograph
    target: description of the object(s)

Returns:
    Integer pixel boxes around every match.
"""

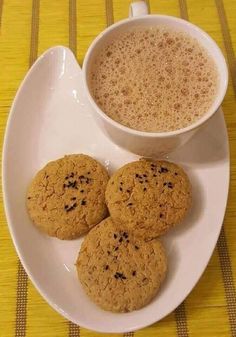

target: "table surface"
[0,1,236,336]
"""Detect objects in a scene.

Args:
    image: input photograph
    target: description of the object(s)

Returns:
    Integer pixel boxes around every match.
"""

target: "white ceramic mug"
[83,1,228,157]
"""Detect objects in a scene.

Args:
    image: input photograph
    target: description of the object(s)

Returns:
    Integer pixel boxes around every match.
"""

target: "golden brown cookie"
[26,154,109,239]
[76,217,167,312]
[105,160,191,240]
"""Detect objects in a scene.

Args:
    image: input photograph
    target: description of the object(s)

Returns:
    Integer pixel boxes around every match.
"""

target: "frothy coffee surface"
[89,26,218,132]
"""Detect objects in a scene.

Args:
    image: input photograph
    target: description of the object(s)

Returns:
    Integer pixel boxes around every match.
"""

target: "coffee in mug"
[89,26,218,132]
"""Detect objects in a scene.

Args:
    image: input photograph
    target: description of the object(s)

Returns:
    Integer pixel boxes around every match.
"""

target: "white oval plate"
[2,46,229,333]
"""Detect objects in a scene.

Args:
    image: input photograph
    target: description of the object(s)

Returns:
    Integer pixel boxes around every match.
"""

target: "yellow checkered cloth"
[0,1,236,336]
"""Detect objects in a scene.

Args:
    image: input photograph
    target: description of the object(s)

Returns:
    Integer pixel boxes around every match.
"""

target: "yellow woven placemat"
[0,1,236,336]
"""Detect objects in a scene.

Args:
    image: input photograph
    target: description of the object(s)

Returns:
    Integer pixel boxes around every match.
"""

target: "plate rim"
[1,46,231,333]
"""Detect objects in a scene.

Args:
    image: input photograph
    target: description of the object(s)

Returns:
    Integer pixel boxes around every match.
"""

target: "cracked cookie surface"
[105,159,192,240]
[26,154,109,239]
[76,217,167,312]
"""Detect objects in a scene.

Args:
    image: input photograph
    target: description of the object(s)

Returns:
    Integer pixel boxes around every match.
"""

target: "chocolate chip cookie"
[27,154,109,239]
[105,159,191,240]
[76,217,167,312]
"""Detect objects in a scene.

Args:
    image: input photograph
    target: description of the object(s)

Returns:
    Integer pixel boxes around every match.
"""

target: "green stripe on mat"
[68,322,80,337]
[15,261,28,337]
[217,228,236,337]
[215,0,236,96]
[178,0,188,20]
[29,0,40,67]
[175,302,189,337]
[105,0,114,26]
[69,0,77,56]
[15,1,40,336]
[174,2,189,336]
[68,1,80,336]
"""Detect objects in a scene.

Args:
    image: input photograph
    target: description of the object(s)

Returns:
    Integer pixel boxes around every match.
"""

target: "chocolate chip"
[143,174,147,177]
[114,272,126,280]
[127,203,133,206]
[127,189,131,193]
[132,271,136,276]
[64,205,69,209]
[127,239,130,243]
[114,234,117,239]
[168,182,173,189]
[119,187,123,191]
[135,173,139,178]
[161,167,169,173]
[73,181,78,188]
[160,167,168,173]
[119,237,123,243]
[145,179,148,183]
[71,197,76,200]
[174,172,178,176]
[115,247,119,251]
[87,172,91,175]
[143,187,147,191]
[105,265,109,270]
[120,182,123,185]
[153,174,157,177]
[160,213,163,218]
[63,184,66,188]
[46,175,49,178]
[107,251,111,255]
[27,197,31,200]
[65,176,69,180]
[70,172,74,178]
[79,175,84,179]
[81,200,86,205]
[66,205,75,212]
[80,189,84,193]
[163,182,167,186]
[135,245,139,250]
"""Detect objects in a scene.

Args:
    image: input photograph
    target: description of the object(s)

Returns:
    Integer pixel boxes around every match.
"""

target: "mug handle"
[129,1,149,18]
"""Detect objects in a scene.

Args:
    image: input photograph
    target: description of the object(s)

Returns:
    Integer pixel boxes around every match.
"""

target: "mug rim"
[83,14,228,138]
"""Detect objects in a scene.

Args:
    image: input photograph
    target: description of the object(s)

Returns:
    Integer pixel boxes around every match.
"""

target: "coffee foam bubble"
[89,26,218,132]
